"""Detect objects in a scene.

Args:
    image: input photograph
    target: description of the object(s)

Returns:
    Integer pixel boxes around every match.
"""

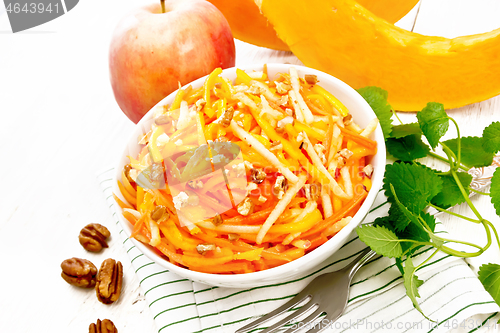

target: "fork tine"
[258,300,319,333]
[234,289,313,333]
[281,308,324,333]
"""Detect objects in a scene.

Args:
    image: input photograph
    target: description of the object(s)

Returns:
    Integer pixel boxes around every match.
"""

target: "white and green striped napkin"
[98,168,499,333]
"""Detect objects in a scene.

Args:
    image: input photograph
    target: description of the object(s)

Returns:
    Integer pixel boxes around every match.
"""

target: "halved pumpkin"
[257,0,500,111]
[207,0,419,51]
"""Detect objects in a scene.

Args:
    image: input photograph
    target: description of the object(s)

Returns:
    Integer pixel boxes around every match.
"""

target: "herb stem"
[448,117,462,169]
[440,245,484,258]
[415,247,440,272]
[369,200,389,213]
[393,110,404,125]
[427,203,481,223]
[441,143,459,170]
[467,187,490,196]
[431,235,484,251]
[485,220,500,250]
[428,151,453,165]
[451,169,484,222]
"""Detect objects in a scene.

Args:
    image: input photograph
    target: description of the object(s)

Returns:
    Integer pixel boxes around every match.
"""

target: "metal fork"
[235,248,377,333]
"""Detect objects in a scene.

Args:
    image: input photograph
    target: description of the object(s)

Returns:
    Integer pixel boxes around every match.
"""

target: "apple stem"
[160,0,165,13]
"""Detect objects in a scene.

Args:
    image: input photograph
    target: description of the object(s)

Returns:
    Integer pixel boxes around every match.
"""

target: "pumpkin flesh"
[257,0,500,111]
[207,0,419,51]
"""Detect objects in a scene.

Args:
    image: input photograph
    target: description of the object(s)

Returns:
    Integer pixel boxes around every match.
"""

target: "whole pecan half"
[89,319,117,333]
[61,258,97,288]
[79,223,110,252]
[95,259,123,304]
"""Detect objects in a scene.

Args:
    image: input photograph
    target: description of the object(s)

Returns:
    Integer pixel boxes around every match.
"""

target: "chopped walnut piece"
[363,164,374,178]
[335,155,346,169]
[258,195,267,203]
[270,140,283,151]
[314,144,327,165]
[304,74,318,85]
[154,114,170,125]
[195,98,206,112]
[237,197,255,216]
[89,319,118,333]
[213,214,223,226]
[215,106,235,128]
[247,83,263,95]
[275,81,292,95]
[61,258,97,288]
[123,165,136,186]
[228,233,240,241]
[95,259,123,305]
[79,223,110,252]
[304,183,321,201]
[151,205,169,222]
[343,114,353,126]
[279,95,289,106]
[339,148,354,159]
[196,243,216,255]
[187,179,204,189]
[251,168,267,184]
[273,175,288,199]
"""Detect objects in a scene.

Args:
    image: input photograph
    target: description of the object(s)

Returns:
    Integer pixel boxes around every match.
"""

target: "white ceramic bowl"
[113,63,386,288]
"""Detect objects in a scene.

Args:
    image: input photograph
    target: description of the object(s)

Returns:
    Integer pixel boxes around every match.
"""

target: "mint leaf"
[384,162,443,214]
[419,212,437,233]
[389,184,420,231]
[478,263,500,306]
[356,225,403,258]
[417,102,449,149]
[390,123,422,139]
[387,204,411,232]
[490,168,500,216]
[403,256,426,316]
[431,172,473,209]
[387,135,430,162]
[443,136,494,168]
[357,86,393,139]
[482,121,500,154]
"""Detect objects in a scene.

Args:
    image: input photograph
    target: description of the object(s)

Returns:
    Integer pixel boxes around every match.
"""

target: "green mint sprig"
[356,87,500,320]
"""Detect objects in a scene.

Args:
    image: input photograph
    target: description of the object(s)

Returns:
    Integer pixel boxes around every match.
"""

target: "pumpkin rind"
[258,0,500,111]
[207,0,418,51]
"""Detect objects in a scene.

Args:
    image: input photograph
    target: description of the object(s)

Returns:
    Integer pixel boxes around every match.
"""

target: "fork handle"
[346,248,377,279]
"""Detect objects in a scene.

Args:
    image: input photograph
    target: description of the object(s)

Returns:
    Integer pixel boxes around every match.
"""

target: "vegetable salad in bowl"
[113,64,385,287]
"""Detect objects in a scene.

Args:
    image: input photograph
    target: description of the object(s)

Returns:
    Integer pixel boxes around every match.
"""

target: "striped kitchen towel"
[98,168,499,333]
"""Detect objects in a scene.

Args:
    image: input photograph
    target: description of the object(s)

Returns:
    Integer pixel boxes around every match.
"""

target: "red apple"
[109,0,236,123]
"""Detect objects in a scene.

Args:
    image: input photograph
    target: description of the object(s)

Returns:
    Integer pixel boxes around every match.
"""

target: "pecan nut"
[95,259,123,304]
[79,223,111,252]
[89,319,118,333]
[61,258,97,288]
